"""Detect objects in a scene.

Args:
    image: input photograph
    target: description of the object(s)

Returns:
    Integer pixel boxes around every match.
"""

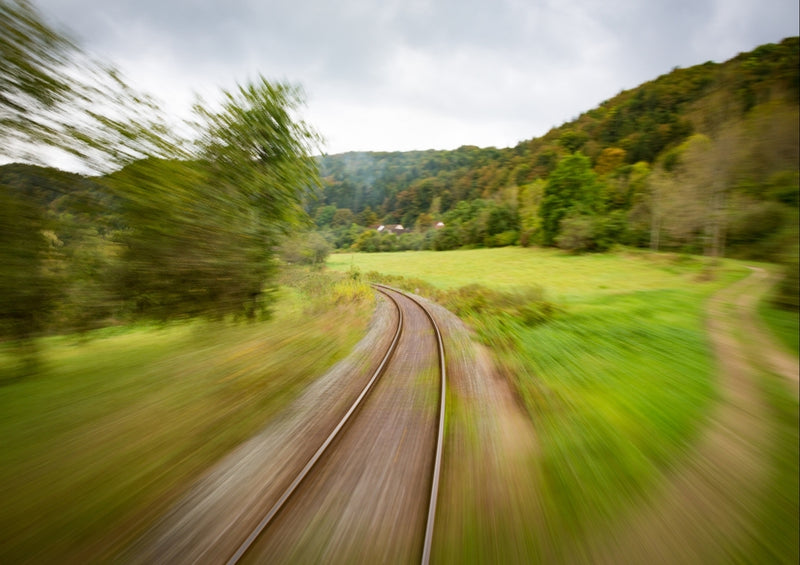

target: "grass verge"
[758,297,799,356]
[0,268,373,564]
[334,247,767,561]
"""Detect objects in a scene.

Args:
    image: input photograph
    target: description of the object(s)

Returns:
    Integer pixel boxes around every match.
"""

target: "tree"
[415,212,435,231]
[559,129,589,154]
[193,78,320,229]
[432,224,462,251]
[0,184,60,373]
[110,78,321,320]
[482,201,519,246]
[518,180,545,246]
[356,205,379,227]
[331,208,355,227]
[667,130,742,257]
[540,153,599,245]
[594,147,627,175]
[555,214,594,252]
[279,231,331,266]
[1,0,181,171]
[645,163,705,252]
[314,205,336,227]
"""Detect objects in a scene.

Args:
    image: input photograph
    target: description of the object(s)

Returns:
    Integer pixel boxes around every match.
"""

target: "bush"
[397,232,426,251]
[728,201,788,245]
[364,272,558,328]
[593,210,629,250]
[441,285,556,327]
[331,279,373,303]
[555,214,594,252]
[433,225,462,251]
[279,232,332,265]
[488,230,519,247]
[352,230,379,252]
[277,266,373,314]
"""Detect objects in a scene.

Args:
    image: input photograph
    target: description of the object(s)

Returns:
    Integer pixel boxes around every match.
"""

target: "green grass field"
[330,247,798,562]
[0,271,373,563]
[329,247,724,299]
[759,298,800,356]
[2,248,795,563]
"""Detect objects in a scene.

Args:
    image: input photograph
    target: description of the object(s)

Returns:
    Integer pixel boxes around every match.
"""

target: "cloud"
[29,0,800,157]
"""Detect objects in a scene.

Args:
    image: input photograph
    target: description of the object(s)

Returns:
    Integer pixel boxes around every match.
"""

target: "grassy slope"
[758,298,800,356]
[330,247,797,561]
[0,275,372,563]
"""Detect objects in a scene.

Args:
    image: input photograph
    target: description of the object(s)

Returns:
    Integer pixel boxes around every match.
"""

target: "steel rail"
[225,287,404,565]
[373,284,446,565]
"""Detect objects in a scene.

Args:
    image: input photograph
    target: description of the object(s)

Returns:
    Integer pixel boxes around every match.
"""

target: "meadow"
[0,271,373,563]
[330,247,798,562]
[329,247,726,298]
[1,247,795,563]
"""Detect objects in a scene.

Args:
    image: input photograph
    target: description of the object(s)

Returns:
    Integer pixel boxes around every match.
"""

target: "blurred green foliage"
[279,231,332,266]
[0,184,58,350]
[1,0,182,169]
[0,268,372,561]
[335,248,797,564]
[1,3,322,356]
[0,77,320,357]
[106,79,319,321]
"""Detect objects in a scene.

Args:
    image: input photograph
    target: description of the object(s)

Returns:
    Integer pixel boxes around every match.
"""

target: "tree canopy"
[1,0,181,171]
[540,152,598,245]
[1,0,323,347]
[107,78,321,320]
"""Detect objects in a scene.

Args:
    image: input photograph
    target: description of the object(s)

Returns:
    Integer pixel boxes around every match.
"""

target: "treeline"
[1,2,325,362]
[311,38,798,273]
[0,79,320,360]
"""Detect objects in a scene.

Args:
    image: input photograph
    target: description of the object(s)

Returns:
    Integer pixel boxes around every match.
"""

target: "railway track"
[226,284,447,565]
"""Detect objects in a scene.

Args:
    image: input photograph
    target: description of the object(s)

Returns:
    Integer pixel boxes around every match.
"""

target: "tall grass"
[736,371,800,563]
[0,268,373,563]
[758,298,800,356]
[508,289,718,544]
[332,247,788,560]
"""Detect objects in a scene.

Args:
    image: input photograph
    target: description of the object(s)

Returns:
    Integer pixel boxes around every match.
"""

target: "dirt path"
[738,267,799,395]
[575,266,798,564]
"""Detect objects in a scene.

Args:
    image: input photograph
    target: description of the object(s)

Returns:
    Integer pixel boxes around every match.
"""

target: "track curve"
[374,284,446,565]
[228,284,447,565]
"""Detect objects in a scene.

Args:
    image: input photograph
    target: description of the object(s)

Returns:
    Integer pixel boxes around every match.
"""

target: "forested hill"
[312,37,798,261]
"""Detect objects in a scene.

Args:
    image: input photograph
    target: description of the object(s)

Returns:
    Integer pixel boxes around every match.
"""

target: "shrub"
[365,272,558,329]
[555,214,594,252]
[433,225,462,251]
[488,230,519,247]
[331,280,373,303]
[279,232,332,265]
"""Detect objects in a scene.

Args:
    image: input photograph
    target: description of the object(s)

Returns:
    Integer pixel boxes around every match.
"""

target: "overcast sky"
[33,0,800,156]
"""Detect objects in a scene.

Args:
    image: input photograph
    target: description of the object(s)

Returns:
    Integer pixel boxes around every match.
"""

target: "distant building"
[376,224,406,235]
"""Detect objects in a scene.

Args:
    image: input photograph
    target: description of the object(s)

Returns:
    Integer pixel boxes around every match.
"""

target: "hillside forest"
[1,20,798,351]
[310,38,798,273]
